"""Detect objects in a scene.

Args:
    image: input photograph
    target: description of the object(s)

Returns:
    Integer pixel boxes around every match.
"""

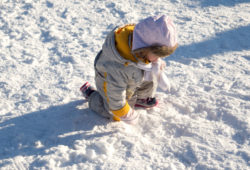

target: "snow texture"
[0,0,250,169]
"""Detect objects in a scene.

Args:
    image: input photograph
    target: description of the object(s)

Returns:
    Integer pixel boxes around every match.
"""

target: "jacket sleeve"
[103,69,131,120]
[94,54,141,122]
[95,66,140,123]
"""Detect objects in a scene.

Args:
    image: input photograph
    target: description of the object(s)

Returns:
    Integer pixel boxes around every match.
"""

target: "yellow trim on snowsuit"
[103,72,109,103]
[111,101,130,117]
[115,24,137,63]
[112,101,130,121]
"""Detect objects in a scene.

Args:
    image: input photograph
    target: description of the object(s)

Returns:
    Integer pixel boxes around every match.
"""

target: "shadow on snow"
[168,24,250,62]
[0,100,112,164]
[186,0,249,7]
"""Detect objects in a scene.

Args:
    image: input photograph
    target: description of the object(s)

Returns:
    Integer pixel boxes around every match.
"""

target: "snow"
[0,0,250,169]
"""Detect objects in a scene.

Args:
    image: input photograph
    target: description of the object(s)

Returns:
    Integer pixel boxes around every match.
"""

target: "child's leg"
[136,81,157,99]
[132,81,159,108]
[127,81,158,108]
[88,91,112,119]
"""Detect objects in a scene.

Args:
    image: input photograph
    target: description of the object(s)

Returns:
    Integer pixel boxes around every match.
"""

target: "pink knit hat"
[132,15,177,51]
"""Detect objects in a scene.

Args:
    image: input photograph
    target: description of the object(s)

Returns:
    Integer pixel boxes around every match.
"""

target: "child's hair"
[132,44,178,58]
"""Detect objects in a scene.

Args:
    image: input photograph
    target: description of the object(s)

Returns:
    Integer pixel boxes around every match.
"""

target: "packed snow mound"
[0,0,249,169]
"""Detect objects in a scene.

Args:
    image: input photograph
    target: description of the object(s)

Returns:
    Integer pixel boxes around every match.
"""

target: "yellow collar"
[115,24,137,63]
[115,24,150,64]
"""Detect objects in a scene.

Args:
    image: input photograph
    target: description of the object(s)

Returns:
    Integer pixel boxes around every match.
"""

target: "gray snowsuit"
[88,28,157,121]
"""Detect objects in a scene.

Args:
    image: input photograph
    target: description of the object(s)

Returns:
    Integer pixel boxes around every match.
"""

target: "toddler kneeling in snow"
[80,15,178,124]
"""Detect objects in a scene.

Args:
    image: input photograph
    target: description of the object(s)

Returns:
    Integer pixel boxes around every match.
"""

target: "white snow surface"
[0,0,250,169]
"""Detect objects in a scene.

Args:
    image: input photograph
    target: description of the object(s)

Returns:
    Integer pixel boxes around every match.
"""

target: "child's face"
[146,52,160,63]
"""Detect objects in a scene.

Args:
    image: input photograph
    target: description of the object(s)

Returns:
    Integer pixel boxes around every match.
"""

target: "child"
[80,15,178,124]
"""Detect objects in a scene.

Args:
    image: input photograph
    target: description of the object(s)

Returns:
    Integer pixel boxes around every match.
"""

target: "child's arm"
[103,71,139,124]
